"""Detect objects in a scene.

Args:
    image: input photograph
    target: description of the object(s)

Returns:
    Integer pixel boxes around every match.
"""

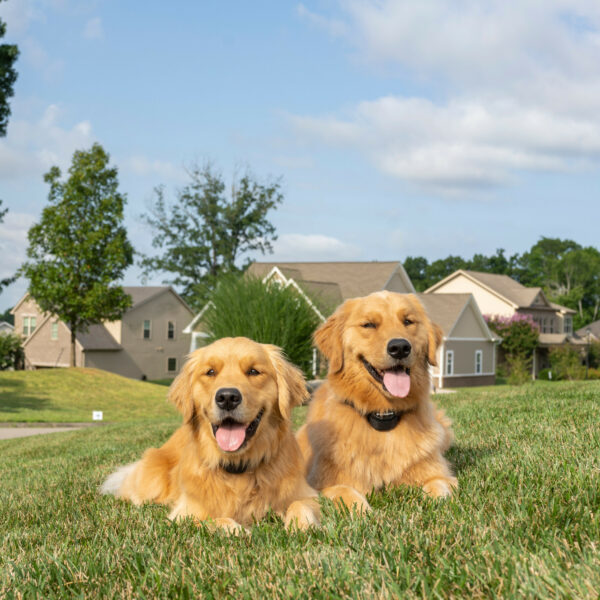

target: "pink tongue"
[383,371,411,398]
[215,423,247,452]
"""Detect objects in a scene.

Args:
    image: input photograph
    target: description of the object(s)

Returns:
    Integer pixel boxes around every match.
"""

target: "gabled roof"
[417,293,498,341]
[426,269,575,313]
[576,320,600,341]
[248,261,414,300]
[0,321,14,331]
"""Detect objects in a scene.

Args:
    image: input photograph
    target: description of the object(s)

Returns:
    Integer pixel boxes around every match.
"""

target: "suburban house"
[184,261,499,386]
[11,287,194,380]
[418,294,499,388]
[425,270,583,373]
[0,321,14,335]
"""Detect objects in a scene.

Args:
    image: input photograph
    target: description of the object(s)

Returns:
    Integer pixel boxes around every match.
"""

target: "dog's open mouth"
[211,408,264,453]
[361,357,411,398]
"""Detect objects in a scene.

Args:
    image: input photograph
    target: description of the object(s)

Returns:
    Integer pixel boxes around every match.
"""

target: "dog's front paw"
[320,484,371,515]
[422,477,457,498]
[284,499,321,530]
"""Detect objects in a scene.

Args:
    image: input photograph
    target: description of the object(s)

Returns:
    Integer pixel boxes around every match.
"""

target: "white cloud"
[0,104,95,180]
[0,0,42,35]
[0,212,36,282]
[270,233,360,261]
[293,1,600,193]
[83,16,103,40]
[20,36,65,81]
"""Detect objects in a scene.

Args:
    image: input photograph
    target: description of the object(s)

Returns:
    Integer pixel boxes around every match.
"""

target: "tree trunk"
[70,324,76,367]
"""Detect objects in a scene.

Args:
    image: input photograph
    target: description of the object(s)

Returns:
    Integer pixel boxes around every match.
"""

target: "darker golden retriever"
[297,292,457,500]
[101,337,322,532]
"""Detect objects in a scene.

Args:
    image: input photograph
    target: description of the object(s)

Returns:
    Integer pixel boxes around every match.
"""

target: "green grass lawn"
[1,379,599,598]
[0,368,178,423]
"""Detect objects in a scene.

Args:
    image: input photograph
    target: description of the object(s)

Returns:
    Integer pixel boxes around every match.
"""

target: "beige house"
[0,321,14,335]
[184,261,498,386]
[425,270,581,373]
[418,294,499,388]
[11,287,194,380]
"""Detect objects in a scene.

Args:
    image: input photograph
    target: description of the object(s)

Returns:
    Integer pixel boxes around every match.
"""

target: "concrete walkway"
[0,426,83,440]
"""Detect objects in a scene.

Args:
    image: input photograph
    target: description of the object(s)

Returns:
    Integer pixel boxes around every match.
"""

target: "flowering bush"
[485,314,539,360]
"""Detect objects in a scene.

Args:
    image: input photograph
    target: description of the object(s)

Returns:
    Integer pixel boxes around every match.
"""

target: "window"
[475,350,483,374]
[167,357,177,372]
[542,318,547,333]
[51,321,59,340]
[564,317,572,334]
[22,316,37,337]
[167,321,175,340]
[445,350,454,376]
[143,320,151,339]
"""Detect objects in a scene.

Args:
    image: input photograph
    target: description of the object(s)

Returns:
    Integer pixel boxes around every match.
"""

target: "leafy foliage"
[0,1,19,137]
[0,199,16,293]
[140,164,282,309]
[485,314,539,384]
[20,143,134,366]
[0,332,23,370]
[202,274,322,374]
[549,346,584,381]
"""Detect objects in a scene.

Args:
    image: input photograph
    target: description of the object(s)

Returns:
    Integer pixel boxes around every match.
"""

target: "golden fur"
[101,337,321,532]
[297,291,457,500]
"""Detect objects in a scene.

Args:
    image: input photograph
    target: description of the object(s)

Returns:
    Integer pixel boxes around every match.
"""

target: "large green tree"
[0,0,19,137]
[140,163,283,309]
[21,143,134,366]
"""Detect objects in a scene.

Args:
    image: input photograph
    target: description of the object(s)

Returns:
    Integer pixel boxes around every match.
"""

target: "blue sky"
[1,0,599,310]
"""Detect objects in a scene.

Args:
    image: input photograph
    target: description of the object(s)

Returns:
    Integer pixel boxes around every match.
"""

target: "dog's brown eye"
[403,318,414,326]
[206,368,215,376]
[361,322,376,329]
[247,368,260,376]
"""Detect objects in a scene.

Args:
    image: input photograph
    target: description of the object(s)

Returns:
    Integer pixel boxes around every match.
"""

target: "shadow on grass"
[0,378,52,414]
[447,444,495,475]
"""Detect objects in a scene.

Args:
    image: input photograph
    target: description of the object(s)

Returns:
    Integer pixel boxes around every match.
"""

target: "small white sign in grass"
[92,411,103,421]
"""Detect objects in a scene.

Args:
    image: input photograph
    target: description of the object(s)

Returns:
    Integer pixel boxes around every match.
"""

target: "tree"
[0,332,23,370]
[202,274,322,375]
[139,163,283,309]
[0,0,19,137]
[20,143,134,367]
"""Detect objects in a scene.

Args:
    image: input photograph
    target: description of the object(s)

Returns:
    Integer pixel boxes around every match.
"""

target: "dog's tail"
[435,409,454,453]
[100,462,138,497]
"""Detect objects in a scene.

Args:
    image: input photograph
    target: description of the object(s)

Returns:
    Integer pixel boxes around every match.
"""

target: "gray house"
[11,287,194,380]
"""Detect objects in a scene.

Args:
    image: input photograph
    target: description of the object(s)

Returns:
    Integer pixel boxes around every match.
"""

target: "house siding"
[442,374,495,388]
[118,291,193,379]
[24,318,81,367]
[432,275,513,317]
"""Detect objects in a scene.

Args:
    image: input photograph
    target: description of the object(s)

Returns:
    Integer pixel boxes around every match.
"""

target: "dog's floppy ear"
[265,345,308,421]
[168,351,199,422]
[314,301,351,374]
[426,320,444,366]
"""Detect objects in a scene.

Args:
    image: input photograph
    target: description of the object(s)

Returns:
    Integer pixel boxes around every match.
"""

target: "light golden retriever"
[297,291,457,500]
[101,337,322,532]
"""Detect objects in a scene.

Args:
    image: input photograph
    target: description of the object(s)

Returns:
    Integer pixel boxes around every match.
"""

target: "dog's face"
[315,292,442,409]
[168,337,307,465]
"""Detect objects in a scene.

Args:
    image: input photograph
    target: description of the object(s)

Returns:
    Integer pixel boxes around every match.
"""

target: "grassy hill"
[0,368,179,423]
[0,379,599,598]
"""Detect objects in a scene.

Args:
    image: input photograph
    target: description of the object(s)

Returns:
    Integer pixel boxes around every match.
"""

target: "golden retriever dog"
[101,337,322,532]
[297,291,457,501]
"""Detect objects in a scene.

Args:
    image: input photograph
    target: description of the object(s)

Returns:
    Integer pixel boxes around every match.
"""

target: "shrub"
[537,368,552,381]
[201,274,322,375]
[0,333,24,370]
[485,314,539,360]
[586,367,600,380]
[506,354,532,385]
[588,341,600,369]
[549,346,584,381]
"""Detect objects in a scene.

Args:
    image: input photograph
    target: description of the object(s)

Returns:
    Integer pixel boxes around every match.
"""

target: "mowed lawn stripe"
[1,380,599,598]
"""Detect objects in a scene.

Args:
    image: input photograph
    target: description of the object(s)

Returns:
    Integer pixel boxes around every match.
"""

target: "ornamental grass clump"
[202,274,322,374]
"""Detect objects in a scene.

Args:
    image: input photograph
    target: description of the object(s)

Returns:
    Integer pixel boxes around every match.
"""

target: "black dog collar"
[343,399,410,432]
[220,460,249,475]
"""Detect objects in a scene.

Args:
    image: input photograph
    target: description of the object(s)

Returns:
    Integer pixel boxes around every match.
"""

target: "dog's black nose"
[387,338,411,359]
[215,388,242,411]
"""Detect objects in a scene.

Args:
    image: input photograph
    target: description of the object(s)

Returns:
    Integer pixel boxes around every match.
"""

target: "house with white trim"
[11,287,194,380]
[0,321,14,335]
[425,270,582,374]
